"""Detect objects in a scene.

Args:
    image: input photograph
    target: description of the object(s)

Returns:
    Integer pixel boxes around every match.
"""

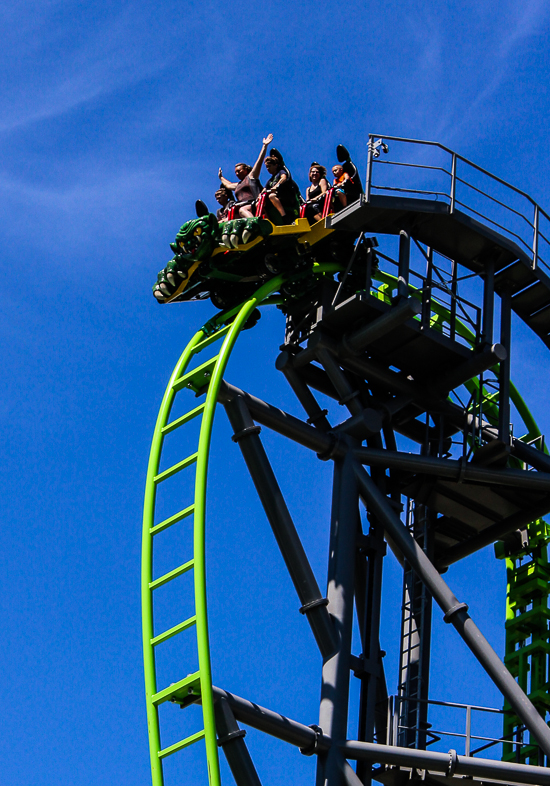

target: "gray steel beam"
[353,445,550,492]
[341,758,364,786]
[342,297,421,355]
[275,351,333,432]
[331,410,383,441]
[437,343,506,393]
[211,686,331,752]
[215,697,263,786]
[292,298,420,371]
[218,381,341,457]
[511,438,550,473]
[223,394,338,659]
[290,350,445,442]
[315,346,364,418]
[288,360,342,402]
[341,739,550,785]
[354,546,388,748]
[317,453,360,786]
[352,460,550,757]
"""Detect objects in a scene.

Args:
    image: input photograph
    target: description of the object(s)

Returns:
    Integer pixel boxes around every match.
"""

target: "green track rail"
[143,263,549,783]
[142,265,343,785]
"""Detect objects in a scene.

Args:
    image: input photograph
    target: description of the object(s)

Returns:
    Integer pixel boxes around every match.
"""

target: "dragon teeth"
[242,230,251,244]
[230,234,239,248]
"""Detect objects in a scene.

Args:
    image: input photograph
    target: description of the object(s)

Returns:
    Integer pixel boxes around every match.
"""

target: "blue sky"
[2,1,550,784]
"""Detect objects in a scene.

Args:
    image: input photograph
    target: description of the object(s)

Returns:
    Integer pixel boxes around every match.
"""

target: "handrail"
[456,175,536,230]
[369,133,550,221]
[367,133,550,272]
[453,199,532,253]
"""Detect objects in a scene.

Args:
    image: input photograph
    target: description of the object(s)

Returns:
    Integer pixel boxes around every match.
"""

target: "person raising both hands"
[218,134,273,218]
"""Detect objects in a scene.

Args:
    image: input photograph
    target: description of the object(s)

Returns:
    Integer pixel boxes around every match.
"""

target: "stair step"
[193,325,231,354]
[150,504,195,535]
[172,358,218,394]
[158,729,206,760]
[529,303,550,333]
[162,404,206,435]
[154,453,198,484]
[149,558,194,590]
[512,281,550,317]
[152,671,201,706]
[151,615,197,646]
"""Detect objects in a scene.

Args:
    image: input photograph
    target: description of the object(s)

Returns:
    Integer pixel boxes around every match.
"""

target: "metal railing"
[386,694,539,761]
[367,246,483,349]
[366,134,550,276]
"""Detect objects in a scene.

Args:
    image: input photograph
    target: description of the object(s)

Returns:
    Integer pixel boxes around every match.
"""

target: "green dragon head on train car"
[153,215,273,302]
[174,213,221,261]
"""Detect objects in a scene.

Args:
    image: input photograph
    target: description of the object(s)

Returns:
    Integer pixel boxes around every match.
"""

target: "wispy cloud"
[451,0,548,133]
[0,6,175,135]
[433,0,549,144]
[0,161,192,250]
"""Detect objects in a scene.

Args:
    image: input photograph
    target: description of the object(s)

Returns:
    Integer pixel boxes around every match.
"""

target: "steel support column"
[482,258,495,348]
[355,511,386,785]
[317,452,361,786]
[397,230,410,301]
[499,287,512,443]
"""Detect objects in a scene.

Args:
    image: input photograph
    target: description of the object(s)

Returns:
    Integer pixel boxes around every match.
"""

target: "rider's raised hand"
[263,133,273,146]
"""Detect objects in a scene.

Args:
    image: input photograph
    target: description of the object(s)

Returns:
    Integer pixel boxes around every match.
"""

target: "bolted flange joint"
[299,725,324,756]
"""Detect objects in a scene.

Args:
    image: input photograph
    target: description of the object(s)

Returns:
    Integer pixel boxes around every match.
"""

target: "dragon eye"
[193,227,202,236]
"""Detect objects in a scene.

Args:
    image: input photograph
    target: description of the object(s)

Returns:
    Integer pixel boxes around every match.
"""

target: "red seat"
[254,192,267,218]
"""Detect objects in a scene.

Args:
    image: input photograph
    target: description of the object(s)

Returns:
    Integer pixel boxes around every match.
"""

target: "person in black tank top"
[261,149,302,225]
[304,162,329,223]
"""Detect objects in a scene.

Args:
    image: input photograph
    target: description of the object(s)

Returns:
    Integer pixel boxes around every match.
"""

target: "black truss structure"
[209,192,550,786]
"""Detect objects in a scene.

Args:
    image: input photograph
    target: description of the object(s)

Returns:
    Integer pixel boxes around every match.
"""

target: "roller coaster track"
[140,132,550,786]
[142,265,346,786]
[142,259,549,784]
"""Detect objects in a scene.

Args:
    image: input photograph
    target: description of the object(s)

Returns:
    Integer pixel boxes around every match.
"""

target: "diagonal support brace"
[223,394,338,659]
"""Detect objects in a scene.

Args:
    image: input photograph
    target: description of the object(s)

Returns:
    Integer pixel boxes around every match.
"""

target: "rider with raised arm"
[218,134,273,218]
[262,149,301,225]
